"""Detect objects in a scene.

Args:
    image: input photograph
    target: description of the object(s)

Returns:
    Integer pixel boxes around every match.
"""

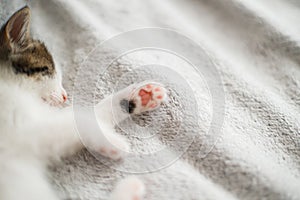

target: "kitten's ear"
[1,6,31,50]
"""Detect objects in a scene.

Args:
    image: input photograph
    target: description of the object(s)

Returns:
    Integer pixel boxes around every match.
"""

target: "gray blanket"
[1,0,300,199]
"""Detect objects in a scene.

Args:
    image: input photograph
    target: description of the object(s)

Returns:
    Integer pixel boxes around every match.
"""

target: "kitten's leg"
[0,158,58,200]
[96,82,167,124]
[34,82,166,160]
[31,106,127,160]
[109,177,146,200]
[94,82,167,160]
[32,104,130,161]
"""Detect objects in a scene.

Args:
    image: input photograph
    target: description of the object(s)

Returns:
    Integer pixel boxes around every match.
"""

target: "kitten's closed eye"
[12,62,50,77]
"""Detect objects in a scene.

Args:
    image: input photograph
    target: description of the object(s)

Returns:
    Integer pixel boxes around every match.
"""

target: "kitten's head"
[0,6,67,106]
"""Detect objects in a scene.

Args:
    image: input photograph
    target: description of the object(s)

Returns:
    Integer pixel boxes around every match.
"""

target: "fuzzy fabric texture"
[1,0,300,199]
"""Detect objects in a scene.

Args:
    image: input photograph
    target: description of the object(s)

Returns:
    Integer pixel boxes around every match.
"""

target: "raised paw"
[125,82,167,114]
[110,177,145,200]
[98,134,130,160]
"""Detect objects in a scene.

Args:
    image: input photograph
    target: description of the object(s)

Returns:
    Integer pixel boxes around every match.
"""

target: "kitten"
[0,6,167,200]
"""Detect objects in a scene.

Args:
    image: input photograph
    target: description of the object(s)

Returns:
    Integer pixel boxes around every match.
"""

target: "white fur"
[0,60,149,199]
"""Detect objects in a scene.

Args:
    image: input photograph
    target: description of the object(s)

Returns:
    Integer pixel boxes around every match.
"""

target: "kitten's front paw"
[98,134,130,160]
[110,177,145,200]
[125,83,167,114]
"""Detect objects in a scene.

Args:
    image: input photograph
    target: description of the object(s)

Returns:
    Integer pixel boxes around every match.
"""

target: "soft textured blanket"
[1,0,300,200]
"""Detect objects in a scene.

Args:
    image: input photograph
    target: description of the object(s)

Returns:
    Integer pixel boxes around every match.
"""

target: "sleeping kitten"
[0,6,167,200]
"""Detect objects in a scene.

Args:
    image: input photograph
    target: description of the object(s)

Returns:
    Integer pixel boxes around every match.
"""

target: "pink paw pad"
[131,83,167,114]
[99,147,120,159]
